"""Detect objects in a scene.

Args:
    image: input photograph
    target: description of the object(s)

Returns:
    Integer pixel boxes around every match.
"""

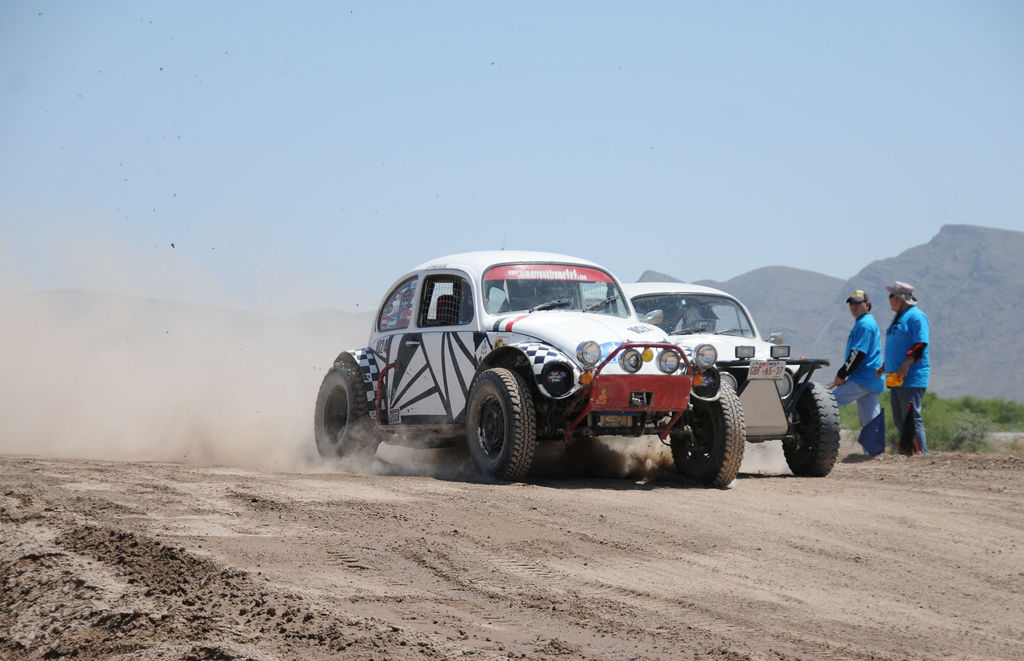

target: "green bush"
[949,413,992,452]
[834,389,1016,454]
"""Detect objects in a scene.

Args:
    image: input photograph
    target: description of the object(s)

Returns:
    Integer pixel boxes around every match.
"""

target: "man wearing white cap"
[830,290,885,455]
[883,281,930,455]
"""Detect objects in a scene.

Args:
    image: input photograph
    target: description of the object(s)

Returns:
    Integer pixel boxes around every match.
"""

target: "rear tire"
[671,384,745,488]
[314,362,378,461]
[466,368,537,481]
[783,382,840,477]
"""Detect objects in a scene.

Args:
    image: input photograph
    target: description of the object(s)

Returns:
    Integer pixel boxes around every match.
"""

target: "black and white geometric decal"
[351,332,494,423]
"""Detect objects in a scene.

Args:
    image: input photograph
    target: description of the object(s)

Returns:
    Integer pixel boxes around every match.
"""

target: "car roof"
[410,250,610,282]
[622,281,736,299]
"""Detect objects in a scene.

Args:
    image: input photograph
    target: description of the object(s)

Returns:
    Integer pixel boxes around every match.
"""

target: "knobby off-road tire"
[671,384,745,488]
[466,368,538,481]
[784,381,841,477]
[314,362,379,461]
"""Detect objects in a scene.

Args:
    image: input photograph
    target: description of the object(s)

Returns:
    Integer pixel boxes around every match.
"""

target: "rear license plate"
[748,359,786,379]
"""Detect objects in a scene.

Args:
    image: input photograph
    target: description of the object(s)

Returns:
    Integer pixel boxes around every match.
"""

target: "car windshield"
[483,263,630,317]
[632,293,756,338]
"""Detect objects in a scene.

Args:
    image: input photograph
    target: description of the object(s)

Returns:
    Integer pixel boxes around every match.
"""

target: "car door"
[373,271,478,424]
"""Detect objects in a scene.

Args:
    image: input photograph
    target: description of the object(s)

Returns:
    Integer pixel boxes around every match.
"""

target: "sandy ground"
[3,437,1023,661]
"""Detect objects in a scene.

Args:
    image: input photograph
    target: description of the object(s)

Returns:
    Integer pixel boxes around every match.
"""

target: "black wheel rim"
[682,407,714,467]
[791,409,814,459]
[477,395,505,458]
[323,386,349,447]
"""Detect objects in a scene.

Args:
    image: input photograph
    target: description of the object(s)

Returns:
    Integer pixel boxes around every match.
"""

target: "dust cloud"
[0,286,793,479]
[531,436,793,480]
[0,288,369,469]
[374,437,682,483]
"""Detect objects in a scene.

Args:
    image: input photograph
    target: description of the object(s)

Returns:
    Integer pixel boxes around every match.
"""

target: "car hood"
[491,311,671,361]
[665,332,775,363]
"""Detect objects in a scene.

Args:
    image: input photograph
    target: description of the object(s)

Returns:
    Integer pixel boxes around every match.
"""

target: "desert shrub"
[925,411,992,452]
[949,413,993,452]
[960,396,1024,427]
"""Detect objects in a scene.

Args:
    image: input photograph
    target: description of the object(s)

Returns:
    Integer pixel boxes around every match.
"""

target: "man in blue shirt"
[830,290,885,455]
[883,281,930,455]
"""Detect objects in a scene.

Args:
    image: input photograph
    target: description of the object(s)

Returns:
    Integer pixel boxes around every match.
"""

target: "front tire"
[466,368,537,481]
[671,384,745,488]
[314,362,378,461]
[783,382,840,477]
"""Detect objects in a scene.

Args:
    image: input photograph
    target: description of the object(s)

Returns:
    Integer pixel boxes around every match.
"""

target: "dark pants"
[890,387,927,454]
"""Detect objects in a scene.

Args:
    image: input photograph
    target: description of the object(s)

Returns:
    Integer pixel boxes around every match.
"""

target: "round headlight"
[576,340,601,367]
[657,349,681,374]
[693,343,718,370]
[619,348,643,373]
[720,371,738,391]
[541,362,574,397]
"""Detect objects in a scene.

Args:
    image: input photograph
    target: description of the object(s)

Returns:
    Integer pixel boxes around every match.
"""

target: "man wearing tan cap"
[882,281,930,455]
[830,290,885,455]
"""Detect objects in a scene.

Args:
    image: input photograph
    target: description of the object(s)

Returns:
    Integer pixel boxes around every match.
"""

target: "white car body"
[624,281,779,362]
[316,253,759,485]
[355,251,689,427]
[623,281,825,440]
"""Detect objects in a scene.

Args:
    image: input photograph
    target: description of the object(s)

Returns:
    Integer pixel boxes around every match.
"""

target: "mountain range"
[639,224,1024,403]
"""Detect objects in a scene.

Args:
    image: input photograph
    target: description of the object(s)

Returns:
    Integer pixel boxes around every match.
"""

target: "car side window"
[419,274,474,327]
[377,277,418,332]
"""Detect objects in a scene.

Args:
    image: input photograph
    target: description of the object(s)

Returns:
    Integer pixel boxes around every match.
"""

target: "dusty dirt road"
[3,439,1023,661]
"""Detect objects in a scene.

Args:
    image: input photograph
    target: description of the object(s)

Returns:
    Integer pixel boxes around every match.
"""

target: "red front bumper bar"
[565,342,693,440]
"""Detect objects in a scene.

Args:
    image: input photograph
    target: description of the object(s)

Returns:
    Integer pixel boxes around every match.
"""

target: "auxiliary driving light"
[693,343,718,370]
[735,345,755,359]
[576,340,601,367]
[770,344,791,359]
[657,349,681,374]
[619,348,644,373]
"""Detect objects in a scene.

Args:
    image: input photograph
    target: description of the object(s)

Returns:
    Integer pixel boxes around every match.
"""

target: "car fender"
[475,342,582,400]
[345,348,380,405]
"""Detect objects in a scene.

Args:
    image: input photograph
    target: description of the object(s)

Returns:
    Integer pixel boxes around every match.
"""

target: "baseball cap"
[885,281,918,305]
[846,290,868,304]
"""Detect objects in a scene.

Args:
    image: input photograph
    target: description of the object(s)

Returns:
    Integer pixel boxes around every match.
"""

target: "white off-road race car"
[623,282,840,477]
[315,251,743,487]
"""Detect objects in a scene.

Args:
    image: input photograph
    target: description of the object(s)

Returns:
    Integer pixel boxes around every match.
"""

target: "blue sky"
[2,1,1022,314]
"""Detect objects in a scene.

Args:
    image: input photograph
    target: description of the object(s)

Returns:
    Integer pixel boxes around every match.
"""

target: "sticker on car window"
[484,264,613,283]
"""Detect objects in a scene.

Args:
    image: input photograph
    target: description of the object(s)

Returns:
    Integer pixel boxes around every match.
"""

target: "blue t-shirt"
[884,305,930,388]
[845,312,884,392]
